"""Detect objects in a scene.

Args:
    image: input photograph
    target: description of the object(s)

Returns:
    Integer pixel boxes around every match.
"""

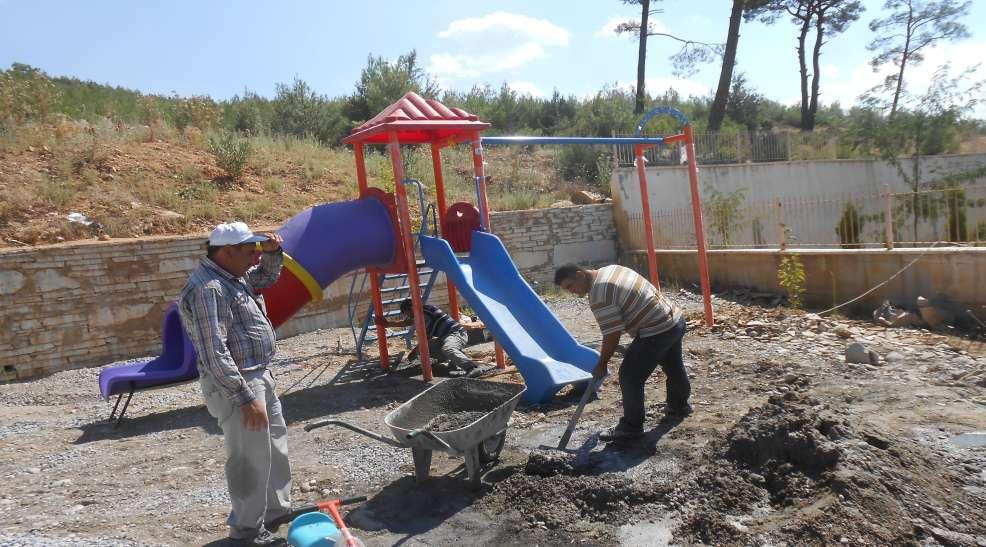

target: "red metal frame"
[343,93,493,381]
[470,133,507,369]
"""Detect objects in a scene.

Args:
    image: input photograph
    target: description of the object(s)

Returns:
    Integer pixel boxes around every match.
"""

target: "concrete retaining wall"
[626,247,986,322]
[0,203,617,381]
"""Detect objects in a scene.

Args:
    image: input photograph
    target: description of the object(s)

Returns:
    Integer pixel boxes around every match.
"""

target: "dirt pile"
[676,390,986,545]
[486,471,677,532]
[428,411,486,432]
[488,386,985,546]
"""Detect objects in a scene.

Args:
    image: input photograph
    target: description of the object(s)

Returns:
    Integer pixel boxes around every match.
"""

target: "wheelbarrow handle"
[305,419,405,449]
[407,427,455,452]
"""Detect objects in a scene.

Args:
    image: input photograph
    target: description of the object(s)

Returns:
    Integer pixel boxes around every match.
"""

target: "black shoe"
[230,527,286,546]
[599,424,643,441]
[466,365,494,378]
[665,403,693,418]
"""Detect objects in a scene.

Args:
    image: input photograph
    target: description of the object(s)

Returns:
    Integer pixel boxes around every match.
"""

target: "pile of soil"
[429,411,486,432]
[487,387,986,546]
[682,390,986,545]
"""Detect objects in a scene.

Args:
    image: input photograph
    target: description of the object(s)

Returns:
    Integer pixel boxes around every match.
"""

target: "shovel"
[557,377,603,450]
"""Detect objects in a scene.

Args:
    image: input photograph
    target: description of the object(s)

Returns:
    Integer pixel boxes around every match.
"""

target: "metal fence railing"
[613,130,842,166]
[624,184,986,250]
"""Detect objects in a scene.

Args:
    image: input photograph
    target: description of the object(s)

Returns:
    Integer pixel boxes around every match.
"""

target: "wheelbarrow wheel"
[478,431,506,463]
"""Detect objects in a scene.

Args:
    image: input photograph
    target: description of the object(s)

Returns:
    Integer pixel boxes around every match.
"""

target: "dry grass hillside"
[0,119,593,249]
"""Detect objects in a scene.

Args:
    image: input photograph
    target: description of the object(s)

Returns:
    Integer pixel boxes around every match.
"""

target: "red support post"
[634,144,659,286]
[354,143,368,197]
[683,125,714,326]
[355,143,389,365]
[431,143,460,322]
[471,133,506,370]
[389,132,432,381]
[369,272,389,369]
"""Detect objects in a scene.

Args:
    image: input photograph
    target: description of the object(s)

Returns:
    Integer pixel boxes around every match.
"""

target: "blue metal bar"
[635,106,690,135]
[481,136,668,146]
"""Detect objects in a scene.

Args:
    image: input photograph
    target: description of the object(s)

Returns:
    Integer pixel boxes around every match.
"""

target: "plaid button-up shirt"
[178,251,283,405]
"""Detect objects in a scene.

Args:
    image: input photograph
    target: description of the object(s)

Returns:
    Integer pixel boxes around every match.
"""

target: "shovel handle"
[558,378,602,450]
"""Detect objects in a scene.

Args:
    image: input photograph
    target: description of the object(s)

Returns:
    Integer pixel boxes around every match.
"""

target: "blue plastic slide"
[419,231,599,403]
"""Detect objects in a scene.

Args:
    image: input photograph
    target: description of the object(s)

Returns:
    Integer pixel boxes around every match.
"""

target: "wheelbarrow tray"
[384,378,526,454]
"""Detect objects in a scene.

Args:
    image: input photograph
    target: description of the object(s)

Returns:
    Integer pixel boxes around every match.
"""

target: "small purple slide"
[97,303,197,427]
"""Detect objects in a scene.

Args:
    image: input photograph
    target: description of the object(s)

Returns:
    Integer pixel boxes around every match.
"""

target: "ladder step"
[379,282,431,294]
[383,269,434,280]
[365,328,413,342]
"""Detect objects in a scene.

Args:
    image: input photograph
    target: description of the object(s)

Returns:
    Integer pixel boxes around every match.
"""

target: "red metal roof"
[342,92,490,145]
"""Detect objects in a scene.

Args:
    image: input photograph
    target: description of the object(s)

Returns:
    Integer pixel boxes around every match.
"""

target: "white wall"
[611,154,986,248]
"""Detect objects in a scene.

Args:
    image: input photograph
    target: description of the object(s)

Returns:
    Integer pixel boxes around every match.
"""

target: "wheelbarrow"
[305,378,526,487]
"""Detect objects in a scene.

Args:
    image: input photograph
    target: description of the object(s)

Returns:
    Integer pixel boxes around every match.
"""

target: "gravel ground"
[1,292,985,545]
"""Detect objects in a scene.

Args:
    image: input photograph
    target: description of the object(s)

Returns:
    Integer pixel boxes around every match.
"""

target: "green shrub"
[0,63,62,123]
[777,254,807,308]
[208,131,252,179]
[835,201,865,248]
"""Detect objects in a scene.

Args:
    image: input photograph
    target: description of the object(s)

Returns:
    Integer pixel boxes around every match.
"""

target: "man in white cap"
[178,221,290,546]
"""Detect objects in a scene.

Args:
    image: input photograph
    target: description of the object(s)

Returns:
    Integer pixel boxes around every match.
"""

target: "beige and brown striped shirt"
[588,265,681,338]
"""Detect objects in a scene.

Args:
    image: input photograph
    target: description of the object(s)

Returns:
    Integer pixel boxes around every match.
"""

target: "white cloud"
[508,80,545,97]
[596,16,625,38]
[430,12,570,82]
[438,11,569,45]
[822,40,986,117]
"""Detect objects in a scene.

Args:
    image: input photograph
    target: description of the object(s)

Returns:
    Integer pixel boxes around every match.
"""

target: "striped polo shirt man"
[589,265,682,339]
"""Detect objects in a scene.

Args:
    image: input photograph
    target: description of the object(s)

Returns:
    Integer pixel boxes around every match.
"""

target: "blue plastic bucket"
[287,512,340,547]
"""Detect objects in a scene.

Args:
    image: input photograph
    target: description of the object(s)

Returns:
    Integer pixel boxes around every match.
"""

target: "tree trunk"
[708,0,745,131]
[797,14,812,131]
[889,5,914,117]
[635,0,650,114]
[807,11,825,131]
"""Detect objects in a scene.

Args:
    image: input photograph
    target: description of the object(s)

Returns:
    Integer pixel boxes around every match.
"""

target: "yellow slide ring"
[281,251,323,302]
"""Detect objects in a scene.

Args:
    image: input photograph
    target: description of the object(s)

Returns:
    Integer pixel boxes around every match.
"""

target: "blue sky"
[2,0,984,116]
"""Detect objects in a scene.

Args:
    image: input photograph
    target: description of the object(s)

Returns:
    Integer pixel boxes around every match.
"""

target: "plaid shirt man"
[178,251,283,406]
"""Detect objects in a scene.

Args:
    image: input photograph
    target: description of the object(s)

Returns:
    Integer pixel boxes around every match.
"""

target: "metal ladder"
[347,179,439,362]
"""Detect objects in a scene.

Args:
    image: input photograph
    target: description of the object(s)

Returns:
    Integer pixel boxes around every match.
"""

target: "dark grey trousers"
[618,318,689,430]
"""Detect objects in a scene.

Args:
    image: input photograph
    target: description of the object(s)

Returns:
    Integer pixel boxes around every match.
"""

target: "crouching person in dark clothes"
[555,263,691,441]
[178,222,290,546]
[382,299,487,378]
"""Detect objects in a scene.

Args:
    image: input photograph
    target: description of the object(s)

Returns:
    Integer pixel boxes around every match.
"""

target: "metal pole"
[471,133,506,370]
[683,125,714,326]
[355,143,390,367]
[354,144,368,197]
[634,144,659,286]
[389,132,432,381]
[368,273,388,368]
[431,143,460,322]
[778,199,787,251]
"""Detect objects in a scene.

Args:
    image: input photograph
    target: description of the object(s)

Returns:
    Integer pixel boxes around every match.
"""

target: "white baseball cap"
[208,222,269,247]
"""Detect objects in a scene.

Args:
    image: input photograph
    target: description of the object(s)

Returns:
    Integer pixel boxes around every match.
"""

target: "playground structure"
[98,92,715,409]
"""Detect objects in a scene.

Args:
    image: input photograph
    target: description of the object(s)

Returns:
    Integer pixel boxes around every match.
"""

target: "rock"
[157,210,185,222]
[571,190,604,204]
[917,296,953,328]
[846,342,880,365]
[348,508,385,531]
[833,325,852,339]
[885,351,905,363]
[550,200,575,208]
